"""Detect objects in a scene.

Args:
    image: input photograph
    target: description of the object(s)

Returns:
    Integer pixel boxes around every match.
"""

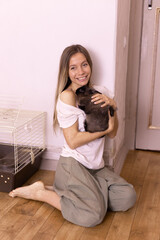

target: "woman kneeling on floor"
[9,44,136,227]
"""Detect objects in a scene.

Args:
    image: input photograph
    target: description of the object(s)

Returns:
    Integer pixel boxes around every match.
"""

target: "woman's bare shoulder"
[60,89,76,107]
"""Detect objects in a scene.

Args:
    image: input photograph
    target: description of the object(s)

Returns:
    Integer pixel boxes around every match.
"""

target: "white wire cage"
[0,95,46,192]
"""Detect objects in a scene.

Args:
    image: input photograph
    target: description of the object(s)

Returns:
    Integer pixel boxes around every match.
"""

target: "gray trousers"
[53,156,136,227]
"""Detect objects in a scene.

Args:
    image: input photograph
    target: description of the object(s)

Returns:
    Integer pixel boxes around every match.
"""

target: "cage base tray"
[0,145,43,193]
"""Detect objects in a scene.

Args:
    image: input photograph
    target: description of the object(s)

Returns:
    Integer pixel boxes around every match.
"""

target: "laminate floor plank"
[32,209,65,240]
[14,203,54,240]
[53,221,85,240]
[0,212,31,240]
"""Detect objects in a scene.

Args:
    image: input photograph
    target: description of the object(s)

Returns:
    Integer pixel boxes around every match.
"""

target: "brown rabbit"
[75,85,115,133]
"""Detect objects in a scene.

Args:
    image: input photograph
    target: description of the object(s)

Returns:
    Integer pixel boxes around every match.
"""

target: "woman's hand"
[91,93,117,109]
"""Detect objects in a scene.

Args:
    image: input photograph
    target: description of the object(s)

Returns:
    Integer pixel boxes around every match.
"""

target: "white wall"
[0,0,118,169]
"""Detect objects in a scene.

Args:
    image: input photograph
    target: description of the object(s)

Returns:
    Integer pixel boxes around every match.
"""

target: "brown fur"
[75,86,114,133]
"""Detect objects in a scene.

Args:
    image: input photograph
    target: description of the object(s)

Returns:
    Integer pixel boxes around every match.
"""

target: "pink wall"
[0,0,117,168]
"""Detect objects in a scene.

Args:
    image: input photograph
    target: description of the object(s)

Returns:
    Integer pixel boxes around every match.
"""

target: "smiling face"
[68,52,91,91]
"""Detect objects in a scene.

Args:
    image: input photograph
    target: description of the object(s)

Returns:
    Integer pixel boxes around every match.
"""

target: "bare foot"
[9,181,45,200]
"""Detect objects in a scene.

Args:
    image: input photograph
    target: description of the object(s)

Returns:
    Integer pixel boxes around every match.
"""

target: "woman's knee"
[109,184,136,212]
[61,197,107,227]
[121,185,136,211]
[77,205,106,227]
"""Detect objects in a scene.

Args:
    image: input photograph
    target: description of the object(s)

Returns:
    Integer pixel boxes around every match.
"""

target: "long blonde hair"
[53,44,93,128]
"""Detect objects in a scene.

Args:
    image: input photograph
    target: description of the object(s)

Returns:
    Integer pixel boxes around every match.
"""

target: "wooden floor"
[0,150,160,240]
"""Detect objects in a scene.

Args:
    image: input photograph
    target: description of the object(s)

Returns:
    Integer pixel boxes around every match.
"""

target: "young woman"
[9,44,136,227]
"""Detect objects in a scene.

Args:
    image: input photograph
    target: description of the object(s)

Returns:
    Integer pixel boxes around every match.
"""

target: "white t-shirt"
[56,85,114,169]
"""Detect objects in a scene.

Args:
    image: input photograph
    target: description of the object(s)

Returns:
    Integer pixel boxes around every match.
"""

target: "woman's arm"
[63,114,115,149]
[60,90,116,149]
